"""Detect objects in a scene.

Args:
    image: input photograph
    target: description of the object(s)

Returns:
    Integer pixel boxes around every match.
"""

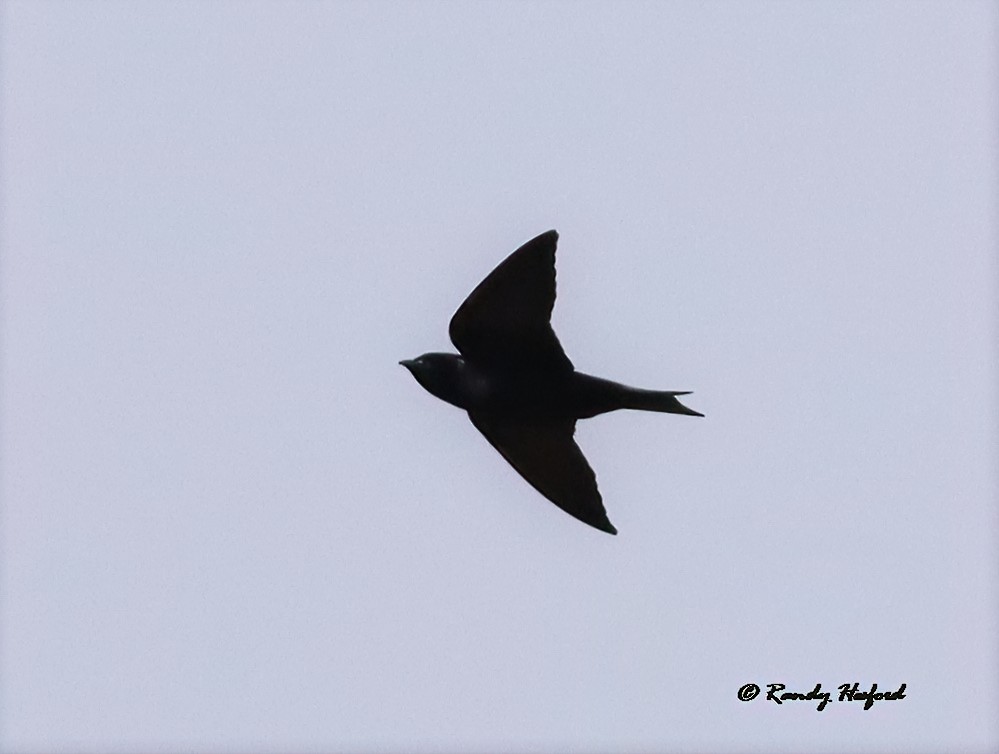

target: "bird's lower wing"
[468,412,617,535]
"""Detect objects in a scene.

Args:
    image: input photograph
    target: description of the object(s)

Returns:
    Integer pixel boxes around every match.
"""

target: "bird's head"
[399,352,470,408]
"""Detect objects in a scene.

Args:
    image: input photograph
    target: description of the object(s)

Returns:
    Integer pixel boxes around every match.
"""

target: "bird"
[400,230,702,535]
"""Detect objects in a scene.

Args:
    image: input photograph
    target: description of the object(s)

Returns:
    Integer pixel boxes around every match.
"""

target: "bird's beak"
[399,359,416,369]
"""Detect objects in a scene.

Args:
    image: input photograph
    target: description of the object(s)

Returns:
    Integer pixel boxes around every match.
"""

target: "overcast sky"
[2,2,997,752]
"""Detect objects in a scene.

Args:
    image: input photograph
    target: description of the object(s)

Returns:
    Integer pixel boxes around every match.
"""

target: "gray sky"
[2,2,997,752]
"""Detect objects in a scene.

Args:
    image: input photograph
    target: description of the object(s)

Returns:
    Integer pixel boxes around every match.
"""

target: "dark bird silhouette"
[400,230,702,535]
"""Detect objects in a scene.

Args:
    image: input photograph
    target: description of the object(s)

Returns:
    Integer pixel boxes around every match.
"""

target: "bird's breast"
[458,363,576,416]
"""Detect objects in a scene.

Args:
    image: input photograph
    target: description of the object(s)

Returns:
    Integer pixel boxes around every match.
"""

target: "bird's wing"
[449,230,573,374]
[468,411,616,534]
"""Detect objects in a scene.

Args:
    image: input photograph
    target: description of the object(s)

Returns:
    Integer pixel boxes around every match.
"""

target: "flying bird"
[400,230,701,535]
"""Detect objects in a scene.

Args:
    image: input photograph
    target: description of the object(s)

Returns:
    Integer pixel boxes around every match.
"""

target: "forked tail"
[622,388,704,417]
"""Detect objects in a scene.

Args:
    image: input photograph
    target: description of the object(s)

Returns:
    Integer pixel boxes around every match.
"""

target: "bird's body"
[401,230,701,535]
[403,353,700,421]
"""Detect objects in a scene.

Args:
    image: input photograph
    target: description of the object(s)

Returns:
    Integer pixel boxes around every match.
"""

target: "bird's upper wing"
[449,230,573,374]
[468,411,616,534]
